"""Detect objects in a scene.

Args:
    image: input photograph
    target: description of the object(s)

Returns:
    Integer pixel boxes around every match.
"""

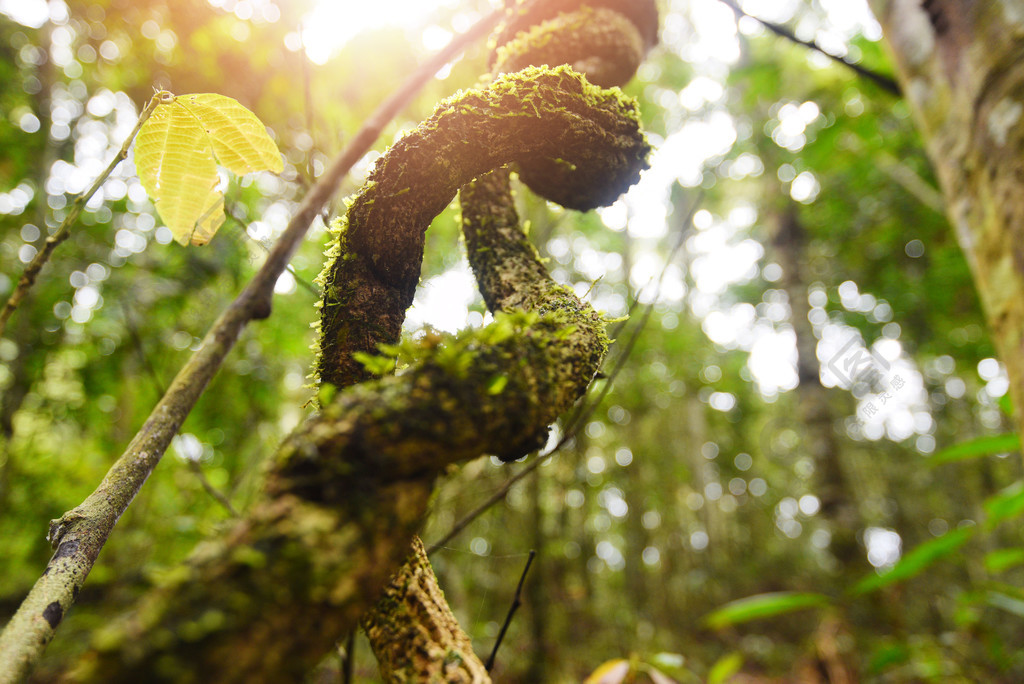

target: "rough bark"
[870,0,1024,440]
[61,184,620,681]
[315,67,648,389]
[362,538,490,683]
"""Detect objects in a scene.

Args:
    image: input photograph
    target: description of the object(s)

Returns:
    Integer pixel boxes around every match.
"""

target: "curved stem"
[316,66,649,389]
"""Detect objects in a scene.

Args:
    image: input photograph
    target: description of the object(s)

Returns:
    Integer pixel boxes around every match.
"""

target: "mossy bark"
[63,240,615,681]
[361,538,490,683]
[316,66,648,389]
[871,0,1024,443]
[493,7,646,89]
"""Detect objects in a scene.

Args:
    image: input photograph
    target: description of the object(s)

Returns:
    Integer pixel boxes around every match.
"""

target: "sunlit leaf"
[984,480,1024,529]
[707,652,743,684]
[174,93,284,176]
[929,433,1020,465]
[704,592,829,630]
[134,92,281,245]
[984,548,1024,574]
[853,527,974,595]
[135,98,221,246]
[584,659,631,684]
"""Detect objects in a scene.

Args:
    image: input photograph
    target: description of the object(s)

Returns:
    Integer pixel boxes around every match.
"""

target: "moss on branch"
[362,537,490,682]
[494,7,646,88]
[315,65,649,389]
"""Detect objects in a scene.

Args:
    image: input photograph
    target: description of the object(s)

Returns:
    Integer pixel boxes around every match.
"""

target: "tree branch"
[0,91,165,339]
[485,549,536,671]
[426,194,699,554]
[0,13,499,681]
[719,0,902,96]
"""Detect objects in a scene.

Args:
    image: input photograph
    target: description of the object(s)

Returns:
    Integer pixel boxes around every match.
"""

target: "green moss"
[314,64,648,391]
[493,7,646,88]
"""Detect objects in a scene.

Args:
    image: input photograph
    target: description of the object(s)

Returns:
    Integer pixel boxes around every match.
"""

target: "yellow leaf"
[135,100,221,246]
[133,92,281,246]
[175,93,284,176]
[584,659,632,684]
[189,185,225,246]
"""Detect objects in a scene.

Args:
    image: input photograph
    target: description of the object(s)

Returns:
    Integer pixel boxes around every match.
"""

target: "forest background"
[1,0,1022,681]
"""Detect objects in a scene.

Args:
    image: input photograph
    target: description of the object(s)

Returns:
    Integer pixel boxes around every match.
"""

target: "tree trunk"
[871,0,1024,440]
[773,208,862,569]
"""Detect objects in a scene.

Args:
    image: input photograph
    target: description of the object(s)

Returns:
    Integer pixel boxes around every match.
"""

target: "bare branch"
[485,549,536,671]
[186,459,239,518]
[719,0,901,96]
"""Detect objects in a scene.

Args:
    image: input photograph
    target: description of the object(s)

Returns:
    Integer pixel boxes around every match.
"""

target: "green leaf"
[853,527,974,595]
[352,351,396,377]
[486,375,509,395]
[999,393,1015,417]
[867,643,909,675]
[984,548,1024,574]
[704,592,829,630]
[929,433,1020,465]
[984,480,1024,529]
[707,652,743,684]
[317,383,337,406]
[134,92,282,246]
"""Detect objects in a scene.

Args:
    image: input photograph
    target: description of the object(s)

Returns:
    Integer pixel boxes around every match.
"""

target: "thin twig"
[0,13,500,682]
[224,205,320,297]
[186,459,239,517]
[485,549,536,672]
[342,630,356,684]
[0,92,167,339]
[719,0,901,96]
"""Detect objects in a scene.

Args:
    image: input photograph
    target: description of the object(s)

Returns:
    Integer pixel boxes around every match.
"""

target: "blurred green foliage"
[1,0,1023,682]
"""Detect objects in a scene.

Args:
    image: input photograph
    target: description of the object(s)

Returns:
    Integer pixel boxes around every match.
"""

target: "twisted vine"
[65,1,656,681]
[315,64,647,389]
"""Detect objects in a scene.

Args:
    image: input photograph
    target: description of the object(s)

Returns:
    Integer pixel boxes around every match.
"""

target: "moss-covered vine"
[315,64,649,388]
[68,1,659,681]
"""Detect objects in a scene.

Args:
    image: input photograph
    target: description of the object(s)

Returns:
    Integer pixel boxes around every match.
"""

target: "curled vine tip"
[494,7,647,89]
[492,0,660,67]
